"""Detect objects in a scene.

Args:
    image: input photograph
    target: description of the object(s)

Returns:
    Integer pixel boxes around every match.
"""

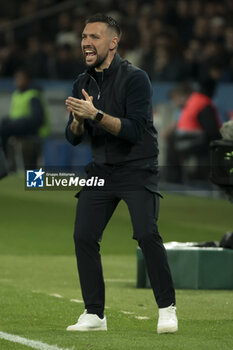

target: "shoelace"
[159,306,176,320]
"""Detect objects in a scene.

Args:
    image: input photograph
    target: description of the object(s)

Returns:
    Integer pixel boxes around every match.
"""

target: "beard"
[85,51,109,69]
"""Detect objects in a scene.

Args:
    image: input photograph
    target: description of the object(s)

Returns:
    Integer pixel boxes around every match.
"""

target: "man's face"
[81,22,113,69]
[14,72,30,90]
[171,93,188,108]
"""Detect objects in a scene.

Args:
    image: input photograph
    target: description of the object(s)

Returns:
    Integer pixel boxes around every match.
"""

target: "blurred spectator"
[175,77,222,180]
[163,82,193,182]
[56,12,79,47]
[225,26,233,52]
[19,1,38,17]
[198,40,231,82]
[24,36,49,78]
[209,16,225,40]
[0,68,50,169]
[189,0,202,18]
[42,40,57,78]
[171,0,194,45]
[151,45,186,81]
[184,38,203,80]
[203,2,219,19]
[177,77,221,142]
[0,43,24,76]
[0,0,233,83]
[54,44,85,80]
[167,82,194,136]
[143,31,186,81]
[151,0,170,20]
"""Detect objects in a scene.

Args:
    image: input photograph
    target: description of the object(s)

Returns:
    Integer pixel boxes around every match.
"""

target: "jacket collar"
[86,52,121,77]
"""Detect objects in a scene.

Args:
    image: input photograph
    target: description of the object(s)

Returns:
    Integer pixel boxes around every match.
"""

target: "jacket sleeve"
[65,81,85,146]
[117,69,152,144]
[65,112,85,146]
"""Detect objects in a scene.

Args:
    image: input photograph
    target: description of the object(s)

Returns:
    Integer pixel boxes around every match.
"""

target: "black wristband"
[95,110,104,122]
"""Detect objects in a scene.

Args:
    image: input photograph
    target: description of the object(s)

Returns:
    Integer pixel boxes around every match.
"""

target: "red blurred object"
[228,111,233,120]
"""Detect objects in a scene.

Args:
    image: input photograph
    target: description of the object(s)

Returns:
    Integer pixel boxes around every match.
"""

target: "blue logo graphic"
[26,168,45,188]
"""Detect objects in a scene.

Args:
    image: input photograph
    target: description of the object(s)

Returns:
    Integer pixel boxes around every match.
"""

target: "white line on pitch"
[49,293,63,298]
[0,331,71,350]
[105,278,135,282]
[121,310,134,315]
[70,299,83,303]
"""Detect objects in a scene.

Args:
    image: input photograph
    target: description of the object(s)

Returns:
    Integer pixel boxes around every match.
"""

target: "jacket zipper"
[88,74,101,100]
[88,72,108,162]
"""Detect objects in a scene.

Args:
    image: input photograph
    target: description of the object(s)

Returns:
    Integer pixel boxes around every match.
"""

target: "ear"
[110,36,119,50]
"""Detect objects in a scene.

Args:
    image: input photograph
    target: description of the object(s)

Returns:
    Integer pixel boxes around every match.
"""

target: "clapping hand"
[66,89,98,120]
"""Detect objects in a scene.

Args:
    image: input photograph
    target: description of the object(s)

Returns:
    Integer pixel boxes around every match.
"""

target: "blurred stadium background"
[0,1,233,350]
[1,0,233,174]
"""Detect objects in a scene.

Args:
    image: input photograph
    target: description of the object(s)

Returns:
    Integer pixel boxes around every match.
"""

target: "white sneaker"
[157,304,178,334]
[66,310,107,331]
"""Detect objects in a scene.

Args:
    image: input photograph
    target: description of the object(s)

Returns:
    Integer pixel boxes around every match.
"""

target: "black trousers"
[73,163,175,315]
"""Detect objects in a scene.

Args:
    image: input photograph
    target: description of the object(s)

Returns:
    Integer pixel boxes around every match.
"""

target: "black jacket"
[66,53,158,164]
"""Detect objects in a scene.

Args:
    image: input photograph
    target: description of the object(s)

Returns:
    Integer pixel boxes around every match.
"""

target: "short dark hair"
[169,82,193,99]
[14,67,33,80]
[199,77,217,98]
[85,13,121,38]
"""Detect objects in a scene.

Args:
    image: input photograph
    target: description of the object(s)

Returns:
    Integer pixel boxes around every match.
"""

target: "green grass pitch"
[0,173,233,349]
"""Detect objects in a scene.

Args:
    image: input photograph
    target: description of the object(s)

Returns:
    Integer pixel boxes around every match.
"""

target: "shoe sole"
[157,326,178,334]
[66,327,107,332]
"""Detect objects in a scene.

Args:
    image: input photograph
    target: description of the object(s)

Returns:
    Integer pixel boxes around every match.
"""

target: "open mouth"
[84,49,97,57]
